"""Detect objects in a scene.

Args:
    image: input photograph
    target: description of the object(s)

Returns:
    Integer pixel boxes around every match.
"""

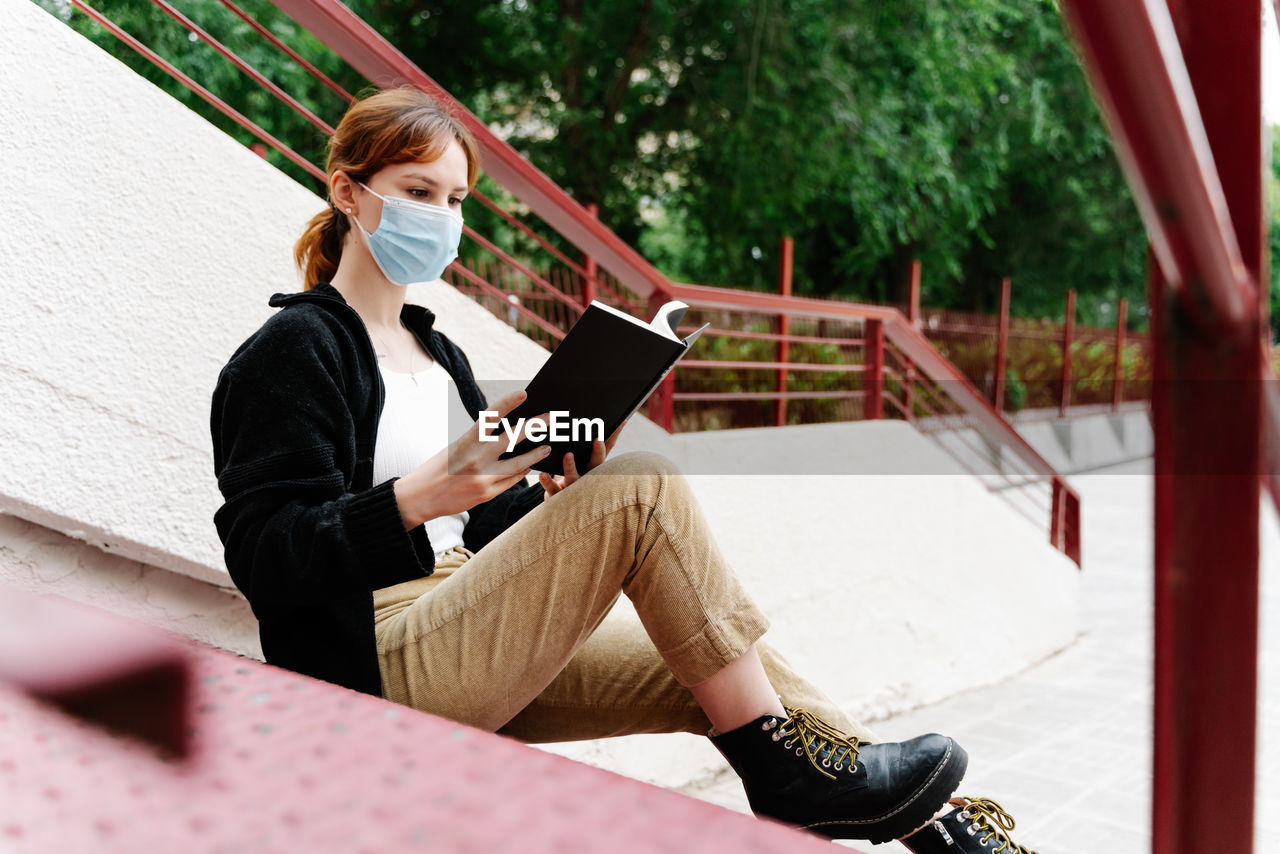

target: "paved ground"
[678,459,1279,852]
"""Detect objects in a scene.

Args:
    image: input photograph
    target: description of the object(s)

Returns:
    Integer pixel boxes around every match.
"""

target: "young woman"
[211,87,1038,853]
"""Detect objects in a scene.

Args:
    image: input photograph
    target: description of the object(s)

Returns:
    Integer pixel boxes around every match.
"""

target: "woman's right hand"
[393,389,550,529]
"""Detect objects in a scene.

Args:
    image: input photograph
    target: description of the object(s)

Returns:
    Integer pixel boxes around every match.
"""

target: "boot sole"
[799,736,968,844]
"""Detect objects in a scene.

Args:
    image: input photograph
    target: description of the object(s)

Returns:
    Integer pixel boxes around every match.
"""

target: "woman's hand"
[394,390,551,529]
[538,419,627,499]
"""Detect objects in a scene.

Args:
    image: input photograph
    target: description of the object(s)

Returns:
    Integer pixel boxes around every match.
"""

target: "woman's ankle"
[688,646,786,733]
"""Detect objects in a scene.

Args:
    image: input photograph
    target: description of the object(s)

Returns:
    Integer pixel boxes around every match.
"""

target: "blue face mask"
[352,182,464,286]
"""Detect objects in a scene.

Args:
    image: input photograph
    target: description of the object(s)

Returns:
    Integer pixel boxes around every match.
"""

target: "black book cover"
[497,300,707,476]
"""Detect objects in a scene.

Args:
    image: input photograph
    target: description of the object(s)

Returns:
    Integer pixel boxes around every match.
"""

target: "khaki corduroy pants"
[373,451,873,743]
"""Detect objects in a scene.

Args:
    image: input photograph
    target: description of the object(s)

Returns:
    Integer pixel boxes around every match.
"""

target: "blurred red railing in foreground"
[0,585,845,854]
[1059,0,1279,852]
[61,0,1082,568]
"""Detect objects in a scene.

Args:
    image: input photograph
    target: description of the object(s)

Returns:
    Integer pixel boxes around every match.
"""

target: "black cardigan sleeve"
[210,311,432,617]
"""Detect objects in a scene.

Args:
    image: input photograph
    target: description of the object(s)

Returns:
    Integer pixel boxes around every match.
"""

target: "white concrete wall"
[1,0,1080,791]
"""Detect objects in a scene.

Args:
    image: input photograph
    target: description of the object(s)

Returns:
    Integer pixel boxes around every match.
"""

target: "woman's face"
[354,139,471,227]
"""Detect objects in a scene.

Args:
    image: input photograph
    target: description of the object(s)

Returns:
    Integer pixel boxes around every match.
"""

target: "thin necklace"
[369,321,420,386]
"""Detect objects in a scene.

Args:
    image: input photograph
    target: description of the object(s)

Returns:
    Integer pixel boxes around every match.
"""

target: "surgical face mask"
[351,181,464,286]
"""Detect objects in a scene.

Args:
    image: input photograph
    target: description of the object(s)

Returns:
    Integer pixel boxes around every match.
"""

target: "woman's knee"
[591,450,682,479]
[561,451,688,515]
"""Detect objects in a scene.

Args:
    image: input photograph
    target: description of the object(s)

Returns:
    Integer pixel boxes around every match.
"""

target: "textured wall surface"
[3,0,1080,793]
[0,513,261,659]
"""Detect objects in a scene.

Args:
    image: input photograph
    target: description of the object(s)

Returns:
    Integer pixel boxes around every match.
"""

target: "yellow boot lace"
[952,797,1038,854]
[773,706,862,780]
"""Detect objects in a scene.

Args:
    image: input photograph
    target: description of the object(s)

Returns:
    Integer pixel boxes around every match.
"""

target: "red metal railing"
[1059,1,1278,853]
[679,261,1156,419]
[921,301,1153,416]
[62,0,1082,565]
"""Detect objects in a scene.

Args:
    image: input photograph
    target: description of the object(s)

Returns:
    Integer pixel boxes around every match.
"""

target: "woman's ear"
[329,170,359,215]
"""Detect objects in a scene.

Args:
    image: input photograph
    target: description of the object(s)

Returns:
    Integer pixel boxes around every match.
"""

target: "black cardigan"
[210,283,545,695]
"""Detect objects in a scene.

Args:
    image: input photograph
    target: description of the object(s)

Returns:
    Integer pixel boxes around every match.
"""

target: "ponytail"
[293,204,351,291]
[291,87,480,291]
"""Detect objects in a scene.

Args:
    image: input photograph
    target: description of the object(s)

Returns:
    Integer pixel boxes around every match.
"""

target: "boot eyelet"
[833,763,843,771]
[795,748,803,756]
[771,732,781,742]
[822,759,831,768]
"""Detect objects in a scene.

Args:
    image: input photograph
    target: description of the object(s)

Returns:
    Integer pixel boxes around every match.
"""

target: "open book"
[497,299,708,476]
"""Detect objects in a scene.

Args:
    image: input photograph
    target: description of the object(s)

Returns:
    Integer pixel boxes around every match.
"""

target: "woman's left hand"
[539,419,627,498]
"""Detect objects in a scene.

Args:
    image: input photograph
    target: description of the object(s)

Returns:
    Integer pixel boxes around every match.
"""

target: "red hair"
[293,87,481,290]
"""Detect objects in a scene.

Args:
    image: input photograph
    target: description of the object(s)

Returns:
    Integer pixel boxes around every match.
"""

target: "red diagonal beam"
[1058,0,1258,339]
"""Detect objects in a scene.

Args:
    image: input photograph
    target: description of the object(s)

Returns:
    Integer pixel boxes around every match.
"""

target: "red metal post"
[864,319,884,420]
[994,276,1011,411]
[1049,477,1082,567]
[776,237,794,427]
[903,260,922,418]
[582,203,598,307]
[1112,297,1128,410]
[646,291,676,432]
[1149,1,1264,850]
[907,260,922,327]
[1059,288,1076,417]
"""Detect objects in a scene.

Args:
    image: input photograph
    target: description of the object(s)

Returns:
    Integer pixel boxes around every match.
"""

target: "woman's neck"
[329,235,407,329]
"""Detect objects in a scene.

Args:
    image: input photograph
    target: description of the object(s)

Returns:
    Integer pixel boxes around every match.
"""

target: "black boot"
[708,706,967,843]
[901,797,1040,853]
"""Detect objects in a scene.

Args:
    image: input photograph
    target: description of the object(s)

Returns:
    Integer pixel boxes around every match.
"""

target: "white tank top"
[372,360,470,559]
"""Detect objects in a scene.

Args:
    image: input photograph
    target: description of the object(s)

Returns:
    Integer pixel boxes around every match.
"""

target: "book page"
[589,299,688,343]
